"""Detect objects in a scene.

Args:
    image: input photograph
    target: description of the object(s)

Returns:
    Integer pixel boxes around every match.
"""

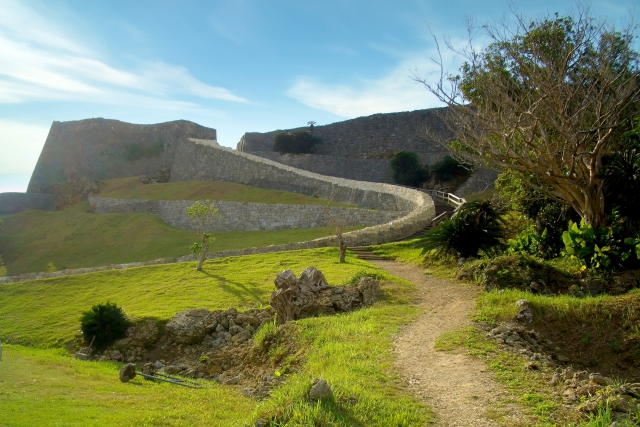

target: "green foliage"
[80,302,130,351]
[508,226,562,260]
[390,151,429,186]
[431,155,470,181]
[273,130,322,154]
[496,171,567,258]
[419,200,505,258]
[562,219,639,271]
[122,141,164,161]
[186,200,220,269]
[601,118,640,230]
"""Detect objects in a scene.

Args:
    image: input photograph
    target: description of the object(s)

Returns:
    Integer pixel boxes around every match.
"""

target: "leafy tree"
[390,151,429,186]
[418,9,640,227]
[419,200,505,258]
[273,130,322,154]
[186,200,220,271]
[431,155,470,181]
[600,118,640,231]
[496,171,568,258]
[80,302,130,352]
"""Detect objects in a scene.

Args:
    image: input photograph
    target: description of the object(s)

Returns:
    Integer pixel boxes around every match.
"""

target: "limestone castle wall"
[89,195,404,232]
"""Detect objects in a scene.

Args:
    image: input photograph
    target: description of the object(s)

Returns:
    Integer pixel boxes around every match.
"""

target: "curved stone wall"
[170,138,435,246]
[89,195,404,231]
[0,138,435,283]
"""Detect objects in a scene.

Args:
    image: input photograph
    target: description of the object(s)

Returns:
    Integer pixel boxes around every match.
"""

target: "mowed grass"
[99,177,351,206]
[0,203,360,276]
[0,248,381,348]
[0,345,254,427]
[0,248,432,426]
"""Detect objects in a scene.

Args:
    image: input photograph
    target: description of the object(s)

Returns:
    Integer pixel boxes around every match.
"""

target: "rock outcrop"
[270,266,382,324]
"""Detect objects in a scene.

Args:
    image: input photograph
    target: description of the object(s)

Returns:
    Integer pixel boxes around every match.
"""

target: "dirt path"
[371,260,525,427]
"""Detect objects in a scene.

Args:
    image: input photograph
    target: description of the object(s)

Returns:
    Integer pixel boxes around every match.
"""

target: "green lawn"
[0,248,432,426]
[0,203,360,276]
[99,177,351,206]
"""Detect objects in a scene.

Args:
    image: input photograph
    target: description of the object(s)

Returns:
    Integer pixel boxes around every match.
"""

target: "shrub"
[390,151,429,186]
[562,219,640,272]
[419,200,505,258]
[80,302,130,351]
[273,130,321,154]
[431,155,471,181]
[456,254,581,292]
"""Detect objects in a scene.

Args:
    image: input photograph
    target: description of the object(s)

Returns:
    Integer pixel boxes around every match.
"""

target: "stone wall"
[28,118,217,194]
[247,152,394,183]
[0,192,56,215]
[237,107,452,164]
[0,138,435,284]
[170,139,434,246]
[89,195,403,231]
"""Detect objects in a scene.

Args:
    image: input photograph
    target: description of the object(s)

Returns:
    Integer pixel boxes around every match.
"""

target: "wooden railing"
[420,189,466,208]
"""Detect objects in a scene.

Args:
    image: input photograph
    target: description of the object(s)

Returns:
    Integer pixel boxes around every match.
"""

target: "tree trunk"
[583,180,606,227]
[339,240,347,263]
[197,239,208,271]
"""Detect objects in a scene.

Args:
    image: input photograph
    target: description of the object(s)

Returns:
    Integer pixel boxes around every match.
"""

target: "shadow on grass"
[198,270,266,305]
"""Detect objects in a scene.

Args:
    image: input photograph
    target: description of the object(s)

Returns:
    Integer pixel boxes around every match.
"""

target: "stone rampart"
[245,152,394,183]
[237,107,452,164]
[169,139,434,246]
[89,195,403,231]
[0,192,56,215]
[0,138,435,284]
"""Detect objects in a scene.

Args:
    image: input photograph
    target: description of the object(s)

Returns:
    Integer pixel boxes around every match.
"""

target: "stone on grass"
[309,378,332,400]
[119,363,137,383]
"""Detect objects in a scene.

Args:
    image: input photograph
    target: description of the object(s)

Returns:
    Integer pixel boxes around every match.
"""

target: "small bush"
[390,151,429,186]
[562,219,640,272]
[80,302,130,351]
[273,130,321,154]
[457,254,581,293]
[431,155,471,181]
[419,200,505,258]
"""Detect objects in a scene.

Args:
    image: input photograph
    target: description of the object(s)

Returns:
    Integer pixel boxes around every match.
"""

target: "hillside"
[0,203,360,276]
[98,177,352,206]
[0,248,431,426]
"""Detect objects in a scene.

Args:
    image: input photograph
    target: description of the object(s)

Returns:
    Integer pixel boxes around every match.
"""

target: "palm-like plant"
[419,200,505,258]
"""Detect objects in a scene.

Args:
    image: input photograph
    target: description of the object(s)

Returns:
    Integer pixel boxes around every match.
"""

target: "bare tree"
[416,7,640,227]
[323,196,348,263]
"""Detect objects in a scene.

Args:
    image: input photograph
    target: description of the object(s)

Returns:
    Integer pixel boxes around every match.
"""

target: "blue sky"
[0,0,636,192]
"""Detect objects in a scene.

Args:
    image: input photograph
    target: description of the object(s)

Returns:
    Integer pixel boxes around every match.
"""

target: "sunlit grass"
[0,202,360,276]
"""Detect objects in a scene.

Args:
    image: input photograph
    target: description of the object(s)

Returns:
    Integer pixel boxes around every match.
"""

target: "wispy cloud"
[287,52,447,118]
[0,0,248,110]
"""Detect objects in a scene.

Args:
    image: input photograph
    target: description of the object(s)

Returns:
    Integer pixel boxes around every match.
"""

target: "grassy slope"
[0,203,360,276]
[0,248,384,348]
[0,345,253,427]
[0,248,431,426]
[99,177,350,206]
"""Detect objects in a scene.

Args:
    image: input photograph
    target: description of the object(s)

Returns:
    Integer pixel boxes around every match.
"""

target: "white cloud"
[0,0,248,109]
[287,53,446,118]
[0,120,50,174]
[287,34,480,118]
